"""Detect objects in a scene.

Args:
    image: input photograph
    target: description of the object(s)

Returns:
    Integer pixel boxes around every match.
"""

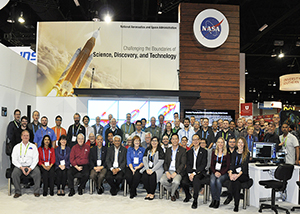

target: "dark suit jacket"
[163,146,186,175]
[89,146,107,169]
[186,147,207,175]
[196,128,215,146]
[92,124,104,136]
[105,145,127,171]
[11,126,34,148]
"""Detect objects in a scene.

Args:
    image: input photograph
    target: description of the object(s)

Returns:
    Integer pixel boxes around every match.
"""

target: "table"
[249,163,300,208]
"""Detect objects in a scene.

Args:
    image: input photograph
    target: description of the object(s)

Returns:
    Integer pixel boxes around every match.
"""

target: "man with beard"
[67,113,85,148]
[33,116,56,148]
[196,118,214,149]
[264,122,281,152]
[178,118,195,147]
[145,117,162,140]
[82,115,94,143]
[216,120,235,147]
[105,118,123,143]
[11,116,34,149]
[6,109,21,142]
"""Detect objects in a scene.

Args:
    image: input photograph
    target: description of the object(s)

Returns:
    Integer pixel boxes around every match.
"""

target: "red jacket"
[38,147,55,166]
[70,143,90,166]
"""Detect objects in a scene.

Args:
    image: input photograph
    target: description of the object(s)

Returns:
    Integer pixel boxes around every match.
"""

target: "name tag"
[149,161,153,168]
[56,140,59,146]
[215,162,221,171]
[236,167,241,173]
[134,157,139,165]
[97,160,102,166]
[60,160,65,166]
[125,134,129,139]
[113,162,119,168]
[44,162,50,166]
[72,136,76,142]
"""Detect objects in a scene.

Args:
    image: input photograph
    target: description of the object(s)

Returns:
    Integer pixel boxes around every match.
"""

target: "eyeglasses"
[56,119,62,121]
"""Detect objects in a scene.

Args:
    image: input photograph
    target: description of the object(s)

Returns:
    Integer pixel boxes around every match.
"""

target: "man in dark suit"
[160,133,186,201]
[89,134,107,194]
[105,135,127,195]
[181,134,207,209]
[92,116,104,136]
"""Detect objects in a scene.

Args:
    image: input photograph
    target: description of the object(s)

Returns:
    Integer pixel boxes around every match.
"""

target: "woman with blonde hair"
[209,137,230,209]
[225,137,250,212]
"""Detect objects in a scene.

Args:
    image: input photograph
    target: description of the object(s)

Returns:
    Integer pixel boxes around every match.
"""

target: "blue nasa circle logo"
[200,17,222,40]
[193,9,229,48]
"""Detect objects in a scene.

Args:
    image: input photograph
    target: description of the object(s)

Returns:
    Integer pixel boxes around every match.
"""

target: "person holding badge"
[209,137,230,209]
[38,135,56,196]
[125,135,145,198]
[55,135,70,196]
[141,136,165,200]
[89,134,107,194]
[225,137,250,212]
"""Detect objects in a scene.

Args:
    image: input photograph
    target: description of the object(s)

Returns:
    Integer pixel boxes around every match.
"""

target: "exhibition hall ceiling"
[0,0,299,104]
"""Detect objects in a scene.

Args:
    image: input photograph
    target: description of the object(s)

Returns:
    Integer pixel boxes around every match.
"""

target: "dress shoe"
[175,190,179,199]
[130,192,135,199]
[78,188,83,195]
[234,205,239,212]
[34,193,40,197]
[191,200,198,209]
[223,196,233,205]
[13,193,21,198]
[61,191,65,196]
[145,196,150,200]
[214,200,220,208]
[99,186,104,194]
[171,195,176,201]
[43,192,47,197]
[50,191,54,196]
[209,200,216,208]
[221,191,229,197]
[68,188,75,197]
[183,195,191,202]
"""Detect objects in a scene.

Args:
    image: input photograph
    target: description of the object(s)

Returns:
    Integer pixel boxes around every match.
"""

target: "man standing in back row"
[67,113,85,148]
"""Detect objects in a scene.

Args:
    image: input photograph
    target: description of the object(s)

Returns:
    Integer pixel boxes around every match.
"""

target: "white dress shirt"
[130,131,146,144]
[12,141,39,169]
[178,128,195,147]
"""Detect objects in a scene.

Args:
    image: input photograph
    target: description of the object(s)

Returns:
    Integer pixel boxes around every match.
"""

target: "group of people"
[6,109,300,212]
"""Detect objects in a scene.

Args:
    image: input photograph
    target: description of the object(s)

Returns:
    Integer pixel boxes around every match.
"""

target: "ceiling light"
[73,0,80,6]
[104,14,111,23]
[273,82,276,87]
[296,41,300,47]
[92,11,100,22]
[158,3,162,14]
[18,12,25,23]
[271,54,277,57]
[245,70,248,75]
[259,24,268,32]
[278,52,284,58]
[253,88,256,93]
[294,91,297,94]
[7,14,15,23]
[158,10,162,15]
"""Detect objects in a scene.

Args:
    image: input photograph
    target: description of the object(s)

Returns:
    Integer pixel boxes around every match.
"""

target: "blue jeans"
[210,173,229,201]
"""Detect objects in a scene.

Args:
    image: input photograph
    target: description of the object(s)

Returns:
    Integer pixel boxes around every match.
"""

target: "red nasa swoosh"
[203,19,224,38]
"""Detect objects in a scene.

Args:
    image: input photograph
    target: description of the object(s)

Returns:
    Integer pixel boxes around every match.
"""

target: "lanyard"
[222,131,229,140]
[216,153,224,163]
[135,131,142,138]
[41,128,50,138]
[32,124,41,135]
[43,148,51,162]
[235,155,242,165]
[72,125,81,136]
[55,127,61,138]
[202,130,209,139]
[133,148,141,157]
[125,123,132,134]
[20,143,30,158]
[14,120,19,128]
[60,147,66,156]
[282,135,288,147]
[98,147,102,160]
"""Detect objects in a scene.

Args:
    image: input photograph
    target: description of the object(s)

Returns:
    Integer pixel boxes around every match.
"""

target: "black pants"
[106,170,124,194]
[228,174,249,206]
[67,165,90,190]
[182,173,206,200]
[40,166,55,193]
[142,171,157,194]
[56,168,68,190]
[125,167,142,194]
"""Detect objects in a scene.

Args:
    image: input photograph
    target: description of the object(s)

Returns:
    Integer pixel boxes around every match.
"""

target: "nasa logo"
[193,9,229,48]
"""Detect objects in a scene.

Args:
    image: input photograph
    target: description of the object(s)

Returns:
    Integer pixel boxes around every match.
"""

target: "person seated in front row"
[11,130,41,198]
[224,137,250,212]
[55,134,71,196]
[180,136,190,151]
[68,133,90,196]
[125,136,145,198]
[209,137,230,209]
[181,134,207,209]
[105,135,127,196]
[160,133,187,202]
[38,135,56,196]
[141,136,165,200]
[89,134,107,194]
[86,132,96,148]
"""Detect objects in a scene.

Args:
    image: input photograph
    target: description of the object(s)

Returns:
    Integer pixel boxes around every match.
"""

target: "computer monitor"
[252,142,277,160]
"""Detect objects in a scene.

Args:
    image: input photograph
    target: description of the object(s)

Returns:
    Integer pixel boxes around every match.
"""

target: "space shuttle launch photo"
[48,28,100,97]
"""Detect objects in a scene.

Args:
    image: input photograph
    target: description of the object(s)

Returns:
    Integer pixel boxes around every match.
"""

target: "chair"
[258,164,294,214]
[291,181,300,211]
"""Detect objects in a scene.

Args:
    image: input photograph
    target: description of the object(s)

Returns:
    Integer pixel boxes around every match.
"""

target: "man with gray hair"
[92,116,104,136]
[145,116,162,140]
[121,113,135,143]
[105,118,123,144]
[102,114,114,142]
[105,135,127,195]
[142,132,152,149]
[28,110,41,139]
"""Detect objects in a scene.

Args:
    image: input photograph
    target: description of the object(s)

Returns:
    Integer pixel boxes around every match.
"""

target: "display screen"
[88,99,180,127]
[252,142,277,159]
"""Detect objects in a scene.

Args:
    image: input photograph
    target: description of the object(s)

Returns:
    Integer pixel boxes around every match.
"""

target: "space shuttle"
[48,28,100,96]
